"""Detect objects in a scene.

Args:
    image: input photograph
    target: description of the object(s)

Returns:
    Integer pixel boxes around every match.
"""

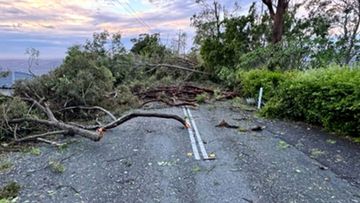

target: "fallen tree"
[1,83,237,145]
[1,95,189,144]
[0,32,239,146]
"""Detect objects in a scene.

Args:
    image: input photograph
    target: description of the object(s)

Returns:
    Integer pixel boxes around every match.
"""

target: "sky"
[0,0,257,59]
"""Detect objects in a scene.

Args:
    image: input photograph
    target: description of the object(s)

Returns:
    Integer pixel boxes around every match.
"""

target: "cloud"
[0,0,254,58]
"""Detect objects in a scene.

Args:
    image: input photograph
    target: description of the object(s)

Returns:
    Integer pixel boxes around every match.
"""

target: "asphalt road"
[1,102,360,203]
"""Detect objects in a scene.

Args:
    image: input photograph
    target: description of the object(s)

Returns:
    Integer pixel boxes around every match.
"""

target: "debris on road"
[187,152,193,157]
[208,152,216,159]
[277,140,290,150]
[137,85,238,107]
[216,121,266,133]
[250,125,265,131]
[215,120,239,129]
[319,166,329,170]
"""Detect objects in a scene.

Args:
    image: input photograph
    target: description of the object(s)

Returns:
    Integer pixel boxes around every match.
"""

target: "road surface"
[1,102,360,202]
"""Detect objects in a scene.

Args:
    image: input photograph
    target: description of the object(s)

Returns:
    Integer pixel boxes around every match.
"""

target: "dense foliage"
[236,69,295,102]
[191,0,360,137]
[231,66,360,137]
[130,33,169,60]
[262,66,360,136]
[0,30,203,141]
[192,0,359,74]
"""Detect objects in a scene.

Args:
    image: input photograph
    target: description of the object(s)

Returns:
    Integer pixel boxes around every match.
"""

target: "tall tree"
[262,0,290,43]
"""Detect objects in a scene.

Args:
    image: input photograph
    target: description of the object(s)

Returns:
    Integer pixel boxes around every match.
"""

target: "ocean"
[0,59,63,75]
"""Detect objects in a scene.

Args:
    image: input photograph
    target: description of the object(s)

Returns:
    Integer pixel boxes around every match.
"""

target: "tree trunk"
[262,0,289,44]
[214,1,221,39]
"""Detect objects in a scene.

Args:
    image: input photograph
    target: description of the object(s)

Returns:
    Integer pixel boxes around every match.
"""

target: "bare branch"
[10,118,102,141]
[103,112,189,130]
[13,124,18,140]
[60,106,117,121]
[14,130,67,143]
[262,0,275,19]
[44,102,58,121]
[36,138,64,147]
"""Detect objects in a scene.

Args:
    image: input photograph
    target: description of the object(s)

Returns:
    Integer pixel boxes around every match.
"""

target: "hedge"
[234,65,360,136]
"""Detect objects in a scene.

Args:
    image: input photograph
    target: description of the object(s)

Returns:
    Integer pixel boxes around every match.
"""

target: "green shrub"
[14,46,115,109]
[0,97,29,141]
[236,69,296,101]
[262,66,360,136]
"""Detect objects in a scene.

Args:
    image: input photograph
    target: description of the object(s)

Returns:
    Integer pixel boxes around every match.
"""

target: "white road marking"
[183,107,201,160]
[186,107,209,160]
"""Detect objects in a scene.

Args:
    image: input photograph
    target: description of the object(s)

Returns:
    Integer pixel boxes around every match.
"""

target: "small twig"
[36,138,64,147]
[13,124,18,140]
[105,156,128,163]
[95,118,103,126]
[242,198,253,203]
[56,185,80,194]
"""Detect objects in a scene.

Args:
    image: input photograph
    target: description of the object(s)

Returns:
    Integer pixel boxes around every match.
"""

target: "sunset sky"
[0,0,257,59]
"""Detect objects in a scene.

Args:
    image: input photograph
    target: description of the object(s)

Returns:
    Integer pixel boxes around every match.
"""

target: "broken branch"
[36,138,64,147]
[60,106,117,121]
[14,130,68,143]
[103,112,188,130]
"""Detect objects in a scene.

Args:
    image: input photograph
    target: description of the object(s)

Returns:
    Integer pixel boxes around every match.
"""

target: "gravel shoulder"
[1,102,359,203]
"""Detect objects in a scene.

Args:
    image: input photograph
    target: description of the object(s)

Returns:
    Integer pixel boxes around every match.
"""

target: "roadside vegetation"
[0,0,359,147]
[192,0,360,137]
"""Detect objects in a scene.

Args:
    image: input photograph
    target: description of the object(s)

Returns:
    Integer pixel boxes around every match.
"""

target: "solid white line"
[182,107,201,160]
[186,107,209,160]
